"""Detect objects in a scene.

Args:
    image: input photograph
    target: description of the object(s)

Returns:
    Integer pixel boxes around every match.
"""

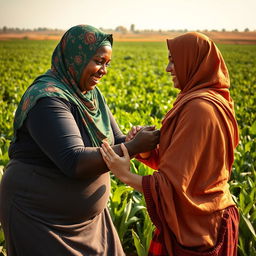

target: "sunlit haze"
[0,0,255,31]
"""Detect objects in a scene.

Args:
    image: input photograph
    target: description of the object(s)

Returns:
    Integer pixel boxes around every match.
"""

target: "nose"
[166,62,174,73]
[99,64,107,75]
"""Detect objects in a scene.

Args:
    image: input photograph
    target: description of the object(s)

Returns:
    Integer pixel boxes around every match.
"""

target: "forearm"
[118,171,143,193]
[100,141,143,192]
[75,142,138,179]
[27,98,139,179]
[75,147,108,178]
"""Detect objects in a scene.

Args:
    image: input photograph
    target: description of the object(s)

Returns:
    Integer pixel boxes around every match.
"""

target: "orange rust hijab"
[142,32,239,254]
[165,32,239,163]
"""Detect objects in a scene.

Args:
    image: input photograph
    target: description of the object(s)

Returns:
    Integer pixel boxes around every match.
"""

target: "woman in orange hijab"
[100,32,240,256]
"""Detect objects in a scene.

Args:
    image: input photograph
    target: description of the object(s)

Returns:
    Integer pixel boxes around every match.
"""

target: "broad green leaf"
[241,214,256,241]
[132,229,146,256]
[250,121,256,135]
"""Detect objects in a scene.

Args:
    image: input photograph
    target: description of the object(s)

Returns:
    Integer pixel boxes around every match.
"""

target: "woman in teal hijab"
[0,25,159,255]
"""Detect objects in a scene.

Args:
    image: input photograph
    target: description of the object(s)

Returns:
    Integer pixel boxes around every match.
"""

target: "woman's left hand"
[100,141,131,179]
[100,141,143,192]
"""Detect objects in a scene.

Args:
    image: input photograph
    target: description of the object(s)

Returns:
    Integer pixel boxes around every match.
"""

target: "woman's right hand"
[126,126,160,155]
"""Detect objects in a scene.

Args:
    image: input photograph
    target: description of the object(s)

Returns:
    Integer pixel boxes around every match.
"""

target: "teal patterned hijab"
[13,25,113,146]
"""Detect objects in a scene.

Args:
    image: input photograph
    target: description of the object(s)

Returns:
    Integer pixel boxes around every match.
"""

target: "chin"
[87,84,97,91]
[81,82,96,93]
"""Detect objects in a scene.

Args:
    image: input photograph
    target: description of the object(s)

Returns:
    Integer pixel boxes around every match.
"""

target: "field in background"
[0,30,256,44]
[0,40,255,255]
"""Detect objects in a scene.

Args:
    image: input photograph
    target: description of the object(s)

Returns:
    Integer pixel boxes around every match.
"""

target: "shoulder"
[35,97,73,109]
[177,98,220,128]
[27,97,75,119]
[182,98,218,118]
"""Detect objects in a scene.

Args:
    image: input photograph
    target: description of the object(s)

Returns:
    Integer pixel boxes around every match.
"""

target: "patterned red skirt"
[148,206,239,256]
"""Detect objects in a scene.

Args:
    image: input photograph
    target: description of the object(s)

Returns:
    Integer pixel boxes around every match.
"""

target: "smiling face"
[166,50,180,89]
[79,45,112,93]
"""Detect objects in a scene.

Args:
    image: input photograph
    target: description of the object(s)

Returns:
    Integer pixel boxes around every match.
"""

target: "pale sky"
[0,0,255,31]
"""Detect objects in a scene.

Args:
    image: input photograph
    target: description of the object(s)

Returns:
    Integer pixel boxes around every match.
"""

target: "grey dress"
[0,97,125,256]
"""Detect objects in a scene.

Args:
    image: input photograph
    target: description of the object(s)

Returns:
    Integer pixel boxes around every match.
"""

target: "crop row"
[0,40,255,255]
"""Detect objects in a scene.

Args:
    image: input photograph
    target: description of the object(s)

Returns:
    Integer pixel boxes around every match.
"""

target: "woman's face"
[79,46,112,93]
[166,50,179,89]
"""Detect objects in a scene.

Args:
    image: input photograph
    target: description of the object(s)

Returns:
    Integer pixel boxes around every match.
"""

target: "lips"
[90,76,100,84]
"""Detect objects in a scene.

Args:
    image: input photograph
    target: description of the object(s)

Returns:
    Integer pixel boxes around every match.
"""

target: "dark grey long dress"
[0,97,125,256]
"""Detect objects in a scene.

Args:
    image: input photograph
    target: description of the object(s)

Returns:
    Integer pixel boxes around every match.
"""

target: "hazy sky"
[0,0,255,31]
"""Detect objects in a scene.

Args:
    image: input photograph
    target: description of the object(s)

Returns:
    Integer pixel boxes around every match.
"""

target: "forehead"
[94,46,112,58]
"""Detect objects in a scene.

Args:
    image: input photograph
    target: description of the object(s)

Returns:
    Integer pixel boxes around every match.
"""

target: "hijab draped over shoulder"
[13,25,113,146]
[142,32,239,253]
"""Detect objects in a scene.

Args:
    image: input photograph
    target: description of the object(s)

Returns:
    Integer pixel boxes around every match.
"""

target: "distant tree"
[222,28,226,32]
[130,24,135,32]
[233,28,239,32]
[244,28,250,32]
[115,26,127,33]
[37,27,48,31]
[3,26,7,33]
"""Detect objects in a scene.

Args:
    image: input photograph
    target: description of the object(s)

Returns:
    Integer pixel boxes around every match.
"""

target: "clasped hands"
[100,126,160,184]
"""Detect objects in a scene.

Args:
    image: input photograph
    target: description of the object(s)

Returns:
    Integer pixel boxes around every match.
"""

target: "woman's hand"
[126,126,160,155]
[126,125,157,158]
[100,141,131,179]
[126,126,142,142]
[100,141,143,192]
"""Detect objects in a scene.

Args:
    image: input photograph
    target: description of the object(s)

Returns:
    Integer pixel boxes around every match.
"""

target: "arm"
[27,97,159,179]
[26,97,107,178]
[100,142,143,192]
[75,126,160,179]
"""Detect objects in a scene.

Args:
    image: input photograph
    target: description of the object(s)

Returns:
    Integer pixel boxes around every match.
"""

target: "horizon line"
[1,26,256,33]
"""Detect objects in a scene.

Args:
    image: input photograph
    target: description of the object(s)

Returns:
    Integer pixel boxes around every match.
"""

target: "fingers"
[132,126,137,135]
[102,141,117,158]
[121,143,130,160]
[131,126,142,138]
[100,147,107,160]
[131,126,142,136]
[126,125,143,142]
[135,125,142,132]
[140,125,156,132]
[99,147,110,167]
[101,141,130,163]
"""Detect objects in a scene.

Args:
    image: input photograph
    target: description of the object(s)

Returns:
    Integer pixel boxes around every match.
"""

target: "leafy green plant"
[0,40,255,256]
[109,161,155,256]
[0,167,6,256]
[131,198,155,256]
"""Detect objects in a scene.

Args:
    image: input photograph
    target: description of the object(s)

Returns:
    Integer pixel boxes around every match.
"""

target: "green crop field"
[0,40,255,256]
